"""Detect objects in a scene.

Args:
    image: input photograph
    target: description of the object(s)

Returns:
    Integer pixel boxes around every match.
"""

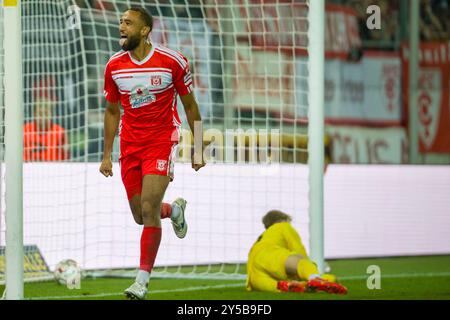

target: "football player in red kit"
[99,7,205,300]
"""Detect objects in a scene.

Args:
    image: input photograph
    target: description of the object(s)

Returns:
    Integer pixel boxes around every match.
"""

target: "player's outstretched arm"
[180,93,205,171]
[100,101,120,177]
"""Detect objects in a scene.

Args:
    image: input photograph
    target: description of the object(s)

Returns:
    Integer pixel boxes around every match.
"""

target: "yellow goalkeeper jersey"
[246,222,308,291]
[249,222,306,258]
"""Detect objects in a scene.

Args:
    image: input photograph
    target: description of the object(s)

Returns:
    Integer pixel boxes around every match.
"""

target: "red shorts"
[119,141,177,200]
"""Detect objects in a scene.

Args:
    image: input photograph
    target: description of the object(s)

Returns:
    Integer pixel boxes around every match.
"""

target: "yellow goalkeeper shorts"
[247,245,292,292]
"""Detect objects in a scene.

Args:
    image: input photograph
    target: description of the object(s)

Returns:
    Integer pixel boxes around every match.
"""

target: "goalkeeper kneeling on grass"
[246,210,347,294]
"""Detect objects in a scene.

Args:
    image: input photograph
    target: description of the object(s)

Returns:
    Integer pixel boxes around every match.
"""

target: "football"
[53,259,81,287]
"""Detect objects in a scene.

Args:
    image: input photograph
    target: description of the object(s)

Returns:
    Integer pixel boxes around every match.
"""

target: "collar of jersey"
[127,43,155,65]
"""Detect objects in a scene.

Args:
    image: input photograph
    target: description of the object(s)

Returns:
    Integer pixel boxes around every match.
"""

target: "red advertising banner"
[402,42,450,153]
[205,0,361,58]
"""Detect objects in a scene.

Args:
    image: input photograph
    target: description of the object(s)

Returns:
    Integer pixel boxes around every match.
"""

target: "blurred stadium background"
[0,0,449,300]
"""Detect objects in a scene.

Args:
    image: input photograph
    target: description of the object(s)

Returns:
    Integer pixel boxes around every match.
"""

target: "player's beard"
[120,34,140,51]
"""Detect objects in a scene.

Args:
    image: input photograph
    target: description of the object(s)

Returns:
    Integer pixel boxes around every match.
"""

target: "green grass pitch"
[2,255,450,300]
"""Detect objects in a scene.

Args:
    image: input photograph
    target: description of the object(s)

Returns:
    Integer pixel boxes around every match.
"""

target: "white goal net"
[0,0,311,283]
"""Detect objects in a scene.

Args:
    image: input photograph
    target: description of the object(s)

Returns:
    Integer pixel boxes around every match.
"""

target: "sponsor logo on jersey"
[157,159,167,171]
[151,75,162,86]
[130,86,156,109]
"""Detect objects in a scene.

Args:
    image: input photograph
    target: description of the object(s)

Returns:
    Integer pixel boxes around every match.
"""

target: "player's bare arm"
[180,92,205,171]
[100,101,120,177]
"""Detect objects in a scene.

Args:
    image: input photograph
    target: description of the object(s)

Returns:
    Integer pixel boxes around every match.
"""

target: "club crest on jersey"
[130,86,156,109]
[151,75,162,86]
[156,159,167,171]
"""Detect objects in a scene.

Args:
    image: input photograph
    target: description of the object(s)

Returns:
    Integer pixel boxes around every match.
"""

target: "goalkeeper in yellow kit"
[246,210,347,294]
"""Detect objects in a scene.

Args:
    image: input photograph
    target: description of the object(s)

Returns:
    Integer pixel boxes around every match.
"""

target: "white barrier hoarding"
[2,163,309,270]
[1,164,450,270]
[325,165,450,259]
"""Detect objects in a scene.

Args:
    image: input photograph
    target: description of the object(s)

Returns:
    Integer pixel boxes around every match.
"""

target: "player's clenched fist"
[99,158,113,177]
[192,155,206,172]
[191,143,208,171]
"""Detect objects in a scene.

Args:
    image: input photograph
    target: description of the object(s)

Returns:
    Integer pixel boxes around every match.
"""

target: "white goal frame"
[3,0,24,300]
[307,0,325,274]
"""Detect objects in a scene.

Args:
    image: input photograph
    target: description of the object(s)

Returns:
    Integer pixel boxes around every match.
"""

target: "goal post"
[3,0,24,300]
[307,0,326,274]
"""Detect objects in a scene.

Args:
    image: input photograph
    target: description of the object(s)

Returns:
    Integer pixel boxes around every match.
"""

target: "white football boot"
[124,281,148,300]
[171,198,188,239]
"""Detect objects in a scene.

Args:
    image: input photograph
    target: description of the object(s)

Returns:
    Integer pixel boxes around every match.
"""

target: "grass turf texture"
[2,255,450,300]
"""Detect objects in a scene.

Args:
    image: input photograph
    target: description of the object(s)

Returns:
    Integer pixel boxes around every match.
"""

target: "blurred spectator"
[367,0,398,43]
[343,0,449,46]
[420,0,445,40]
[343,0,399,49]
[24,99,69,161]
[433,0,449,30]
[346,0,371,40]
[421,0,449,40]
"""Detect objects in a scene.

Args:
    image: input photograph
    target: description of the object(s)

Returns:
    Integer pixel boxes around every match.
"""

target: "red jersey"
[103,44,192,144]
[23,122,69,161]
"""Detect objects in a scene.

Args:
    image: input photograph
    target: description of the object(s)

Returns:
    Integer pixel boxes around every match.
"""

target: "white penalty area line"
[27,282,245,300]
[28,271,450,300]
[339,271,450,281]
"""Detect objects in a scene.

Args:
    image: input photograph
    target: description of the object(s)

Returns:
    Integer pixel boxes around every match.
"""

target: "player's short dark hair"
[126,7,153,32]
[262,210,292,229]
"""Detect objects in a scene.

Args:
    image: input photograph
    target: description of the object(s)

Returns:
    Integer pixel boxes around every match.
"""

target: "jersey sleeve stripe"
[155,46,187,67]
[156,50,185,69]
[148,84,174,94]
[112,50,125,56]
[119,84,174,95]
[107,51,127,62]
[105,51,127,68]
[155,47,187,69]
[112,71,172,79]
[111,67,171,75]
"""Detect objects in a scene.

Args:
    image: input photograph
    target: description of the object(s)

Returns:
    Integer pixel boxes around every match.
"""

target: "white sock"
[136,270,150,285]
[171,203,181,221]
